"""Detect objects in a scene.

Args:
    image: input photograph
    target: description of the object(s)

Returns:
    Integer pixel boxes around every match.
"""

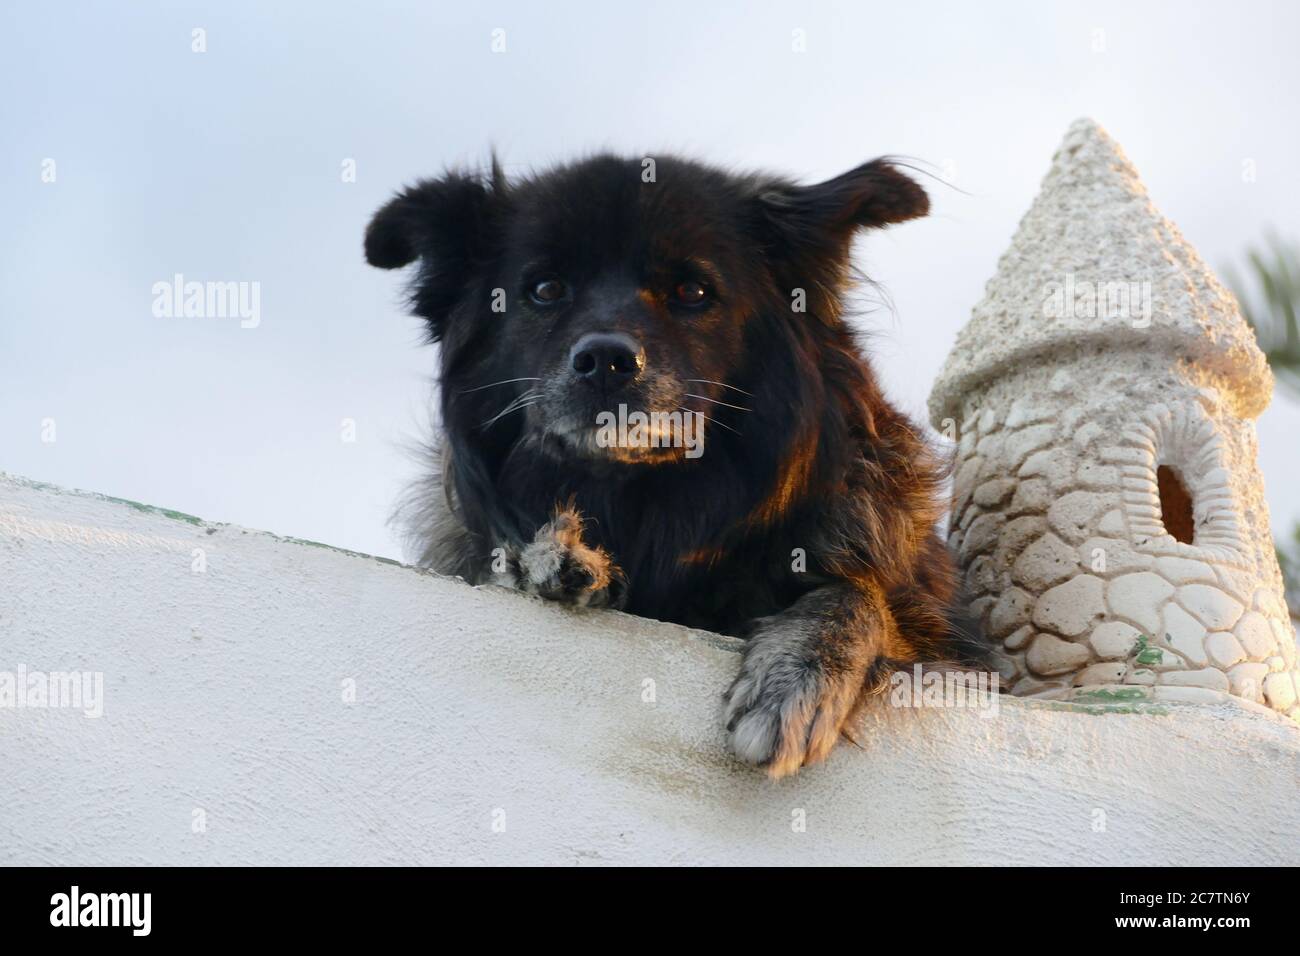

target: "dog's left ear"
[758,158,929,247]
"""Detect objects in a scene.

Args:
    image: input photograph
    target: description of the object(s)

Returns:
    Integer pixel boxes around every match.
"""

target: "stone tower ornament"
[929,118,1300,720]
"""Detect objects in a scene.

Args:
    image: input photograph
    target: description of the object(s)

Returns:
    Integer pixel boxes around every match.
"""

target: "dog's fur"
[366,153,992,777]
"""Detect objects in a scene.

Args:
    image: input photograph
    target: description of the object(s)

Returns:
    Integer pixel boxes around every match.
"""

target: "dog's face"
[481,158,765,463]
[366,155,928,466]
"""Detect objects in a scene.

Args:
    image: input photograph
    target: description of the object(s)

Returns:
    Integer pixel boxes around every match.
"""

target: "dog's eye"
[529,279,566,304]
[673,280,709,307]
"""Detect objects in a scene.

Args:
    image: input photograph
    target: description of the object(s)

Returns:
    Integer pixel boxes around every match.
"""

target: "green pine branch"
[1225,230,1300,398]
[1226,233,1300,619]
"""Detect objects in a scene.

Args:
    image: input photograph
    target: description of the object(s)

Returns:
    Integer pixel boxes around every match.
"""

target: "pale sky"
[2,0,1298,560]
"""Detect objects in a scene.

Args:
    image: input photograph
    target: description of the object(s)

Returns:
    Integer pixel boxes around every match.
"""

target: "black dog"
[365,153,991,777]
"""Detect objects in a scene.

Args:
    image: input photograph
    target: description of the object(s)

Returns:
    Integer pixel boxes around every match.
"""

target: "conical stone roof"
[929,118,1272,426]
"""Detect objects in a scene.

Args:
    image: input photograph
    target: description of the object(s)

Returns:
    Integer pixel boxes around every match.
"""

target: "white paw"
[723,621,864,778]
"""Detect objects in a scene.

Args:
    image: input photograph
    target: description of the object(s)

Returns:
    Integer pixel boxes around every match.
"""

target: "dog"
[365,152,992,778]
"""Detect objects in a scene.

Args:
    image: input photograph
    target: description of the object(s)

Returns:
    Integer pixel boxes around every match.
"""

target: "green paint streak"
[1051,700,1171,716]
[1132,634,1164,666]
[102,496,204,526]
[1074,687,1150,701]
[6,473,207,526]
[8,476,63,493]
[1023,692,1169,716]
[280,536,404,567]
[5,472,408,570]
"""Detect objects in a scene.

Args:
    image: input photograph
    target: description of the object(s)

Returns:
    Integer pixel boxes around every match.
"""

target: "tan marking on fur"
[743,428,819,529]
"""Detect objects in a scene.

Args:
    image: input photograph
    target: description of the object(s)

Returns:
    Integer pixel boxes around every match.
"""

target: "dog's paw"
[723,621,865,779]
[516,509,626,608]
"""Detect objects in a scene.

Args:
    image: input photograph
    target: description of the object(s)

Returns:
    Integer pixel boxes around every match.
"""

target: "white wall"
[1,473,1296,865]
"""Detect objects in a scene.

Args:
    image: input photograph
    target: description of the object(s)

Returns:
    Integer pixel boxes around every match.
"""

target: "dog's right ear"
[364,173,492,270]
[365,173,499,341]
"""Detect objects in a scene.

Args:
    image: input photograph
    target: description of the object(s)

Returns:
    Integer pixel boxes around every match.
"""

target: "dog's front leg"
[490,507,626,609]
[724,581,893,778]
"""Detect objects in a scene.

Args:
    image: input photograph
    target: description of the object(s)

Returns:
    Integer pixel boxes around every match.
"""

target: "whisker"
[481,401,539,429]
[677,405,740,436]
[480,389,542,428]
[683,392,751,413]
[459,377,542,394]
[685,379,753,397]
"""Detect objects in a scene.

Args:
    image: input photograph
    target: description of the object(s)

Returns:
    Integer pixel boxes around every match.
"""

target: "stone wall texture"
[930,119,1299,720]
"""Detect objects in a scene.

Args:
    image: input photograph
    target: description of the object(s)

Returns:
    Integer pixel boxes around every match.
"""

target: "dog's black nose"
[569,332,645,392]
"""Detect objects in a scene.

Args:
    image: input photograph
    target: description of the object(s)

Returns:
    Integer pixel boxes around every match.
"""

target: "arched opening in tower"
[1156,465,1195,544]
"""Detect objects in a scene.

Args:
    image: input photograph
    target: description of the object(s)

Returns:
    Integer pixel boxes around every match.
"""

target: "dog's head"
[366,154,927,467]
